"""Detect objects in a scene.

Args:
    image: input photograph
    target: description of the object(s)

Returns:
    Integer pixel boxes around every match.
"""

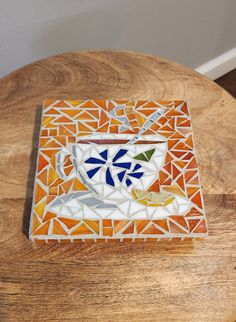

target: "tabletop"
[0,50,235,321]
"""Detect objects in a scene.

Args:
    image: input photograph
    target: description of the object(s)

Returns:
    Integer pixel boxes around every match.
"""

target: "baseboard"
[196,47,236,80]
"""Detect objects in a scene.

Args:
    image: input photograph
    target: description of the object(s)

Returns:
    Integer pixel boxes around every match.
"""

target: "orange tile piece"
[103,227,113,237]
[80,100,101,109]
[162,184,185,196]
[114,220,129,233]
[170,151,187,158]
[176,175,185,192]
[159,124,174,132]
[99,111,110,126]
[49,178,64,188]
[62,124,76,135]
[59,124,74,136]
[188,219,201,232]
[136,220,149,234]
[37,168,48,186]
[38,154,49,172]
[172,164,181,179]
[173,142,190,151]
[96,100,107,110]
[41,129,48,136]
[141,223,164,234]
[72,178,88,191]
[138,109,158,116]
[170,131,185,139]
[188,176,199,185]
[185,170,197,183]
[175,160,187,168]
[187,157,197,169]
[34,221,50,235]
[75,111,95,120]
[169,221,187,234]
[68,136,76,143]
[34,199,47,218]
[170,216,188,230]
[185,207,203,217]
[49,129,58,136]
[59,217,81,229]
[71,223,95,235]
[60,109,80,118]
[78,123,93,132]
[193,219,207,233]
[49,186,58,195]
[182,152,194,160]
[180,103,190,116]
[42,149,60,158]
[97,122,109,133]
[88,110,99,118]
[141,101,159,108]
[168,139,179,149]
[159,171,169,184]
[67,100,83,107]
[178,120,191,127]
[52,219,68,235]
[88,122,98,129]
[103,219,112,227]
[165,152,173,163]
[166,109,183,117]
[122,222,134,234]
[191,191,203,209]
[148,179,160,192]
[159,170,169,183]
[163,163,171,175]
[55,136,67,146]
[153,220,168,232]
[43,211,57,222]
[31,213,42,232]
[64,158,72,167]
[64,165,74,176]
[40,137,50,147]
[110,125,118,133]
[34,183,47,204]
[53,100,71,108]
[84,220,99,234]
[61,179,74,193]
[43,139,61,149]
[48,167,59,185]
[45,108,61,115]
[54,116,73,123]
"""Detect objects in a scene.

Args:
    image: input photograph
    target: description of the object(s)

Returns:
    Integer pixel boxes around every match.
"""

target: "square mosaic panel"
[29,99,207,242]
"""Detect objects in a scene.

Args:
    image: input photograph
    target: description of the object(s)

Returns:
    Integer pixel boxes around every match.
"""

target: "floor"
[215,68,236,97]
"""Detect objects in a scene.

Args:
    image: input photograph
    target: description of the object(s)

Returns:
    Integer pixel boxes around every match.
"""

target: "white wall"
[0,0,236,78]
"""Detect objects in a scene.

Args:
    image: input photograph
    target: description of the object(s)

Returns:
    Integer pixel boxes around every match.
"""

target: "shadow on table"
[22,105,42,238]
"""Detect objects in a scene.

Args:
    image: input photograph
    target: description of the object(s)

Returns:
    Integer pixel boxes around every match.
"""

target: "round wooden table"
[0,51,235,321]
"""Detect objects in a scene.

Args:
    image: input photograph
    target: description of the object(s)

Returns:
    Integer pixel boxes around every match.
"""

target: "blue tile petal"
[87,166,101,178]
[113,162,131,169]
[106,167,115,186]
[99,149,108,160]
[133,164,142,171]
[85,157,106,164]
[117,170,126,182]
[112,149,128,162]
[126,178,132,186]
[128,172,144,179]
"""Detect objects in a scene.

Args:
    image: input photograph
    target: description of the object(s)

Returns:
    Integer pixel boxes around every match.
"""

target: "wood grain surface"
[0,50,235,322]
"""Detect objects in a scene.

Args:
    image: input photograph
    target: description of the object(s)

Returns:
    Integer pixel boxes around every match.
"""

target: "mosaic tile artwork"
[29,99,207,242]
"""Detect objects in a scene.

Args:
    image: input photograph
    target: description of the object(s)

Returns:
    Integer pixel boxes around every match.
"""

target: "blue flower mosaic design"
[85,149,144,187]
